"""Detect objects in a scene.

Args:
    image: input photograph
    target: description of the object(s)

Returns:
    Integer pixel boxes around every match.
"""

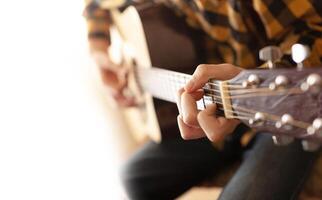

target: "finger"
[118,67,130,86]
[177,115,205,140]
[100,68,124,90]
[189,89,204,100]
[197,104,228,142]
[176,88,203,116]
[92,51,111,68]
[176,88,185,116]
[185,64,242,92]
[197,104,240,142]
[181,91,201,127]
[113,92,137,107]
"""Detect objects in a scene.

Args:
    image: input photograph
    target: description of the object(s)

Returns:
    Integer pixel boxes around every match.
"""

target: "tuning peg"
[248,112,266,126]
[307,118,322,137]
[259,46,283,69]
[269,75,289,90]
[272,135,294,146]
[300,74,322,94]
[301,140,320,152]
[275,114,294,130]
[291,44,310,70]
[242,74,261,88]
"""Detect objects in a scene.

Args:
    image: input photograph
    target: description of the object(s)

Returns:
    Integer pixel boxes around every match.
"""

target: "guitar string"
[139,72,309,113]
[207,94,310,129]
[167,78,304,98]
[137,69,307,99]
[203,87,304,99]
[137,74,305,100]
[136,76,256,117]
[136,76,306,119]
[205,101,254,117]
[201,97,309,130]
[136,75,310,129]
[138,80,310,130]
[136,72,311,129]
[137,72,305,99]
[204,88,304,99]
[204,87,301,94]
[136,69,281,89]
[137,72,274,101]
[136,69,243,87]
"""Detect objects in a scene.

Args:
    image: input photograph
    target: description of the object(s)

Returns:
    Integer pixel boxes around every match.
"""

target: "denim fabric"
[120,134,317,200]
[218,134,317,200]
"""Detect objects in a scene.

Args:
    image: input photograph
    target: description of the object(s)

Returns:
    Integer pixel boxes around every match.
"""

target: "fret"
[135,67,226,116]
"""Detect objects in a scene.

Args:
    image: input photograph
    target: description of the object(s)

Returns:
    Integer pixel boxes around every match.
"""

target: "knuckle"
[196,64,207,75]
[180,132,192,140]
[176,88,184,97]
[183,114,197,126]
[220,63,233,68]
[221,63,241,72]
[207,129,223,142]
[208,132,218,142]
[197,111,205,122]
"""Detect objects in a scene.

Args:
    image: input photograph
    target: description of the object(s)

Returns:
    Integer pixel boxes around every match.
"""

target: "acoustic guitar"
[108,3,322,151]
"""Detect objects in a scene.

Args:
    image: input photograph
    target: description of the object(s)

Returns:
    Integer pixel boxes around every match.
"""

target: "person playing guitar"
[84,0,322,199]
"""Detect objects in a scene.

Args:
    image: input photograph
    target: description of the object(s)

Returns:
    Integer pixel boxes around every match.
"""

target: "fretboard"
[135,67,223,112]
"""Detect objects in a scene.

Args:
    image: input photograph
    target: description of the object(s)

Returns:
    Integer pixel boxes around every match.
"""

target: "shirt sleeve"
[83,1,112,43]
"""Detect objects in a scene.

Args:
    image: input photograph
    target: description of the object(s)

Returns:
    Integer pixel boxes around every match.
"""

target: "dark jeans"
[120,133,317,200]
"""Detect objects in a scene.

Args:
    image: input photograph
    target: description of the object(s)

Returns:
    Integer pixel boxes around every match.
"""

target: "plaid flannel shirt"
[84,0,322,68]
[84,0,322,197]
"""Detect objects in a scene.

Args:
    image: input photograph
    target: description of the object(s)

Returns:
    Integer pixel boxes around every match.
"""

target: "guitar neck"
[135,67,222,112]
[136,67,189,102]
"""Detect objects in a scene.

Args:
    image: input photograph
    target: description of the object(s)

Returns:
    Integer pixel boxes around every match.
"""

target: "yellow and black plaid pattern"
[253,0,322,67]
[84,1,322,196]
[84,0,322,68]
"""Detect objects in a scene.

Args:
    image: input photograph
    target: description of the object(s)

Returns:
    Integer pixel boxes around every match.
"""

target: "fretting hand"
[176,64,242,142]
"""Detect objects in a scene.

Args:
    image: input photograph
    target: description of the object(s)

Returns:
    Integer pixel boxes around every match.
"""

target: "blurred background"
[0,0,132,199]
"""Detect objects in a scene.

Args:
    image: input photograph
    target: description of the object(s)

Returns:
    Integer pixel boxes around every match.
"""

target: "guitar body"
[109,3,205,142]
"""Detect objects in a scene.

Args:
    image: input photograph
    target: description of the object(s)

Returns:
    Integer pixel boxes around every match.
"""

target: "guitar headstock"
[223,44,322,151]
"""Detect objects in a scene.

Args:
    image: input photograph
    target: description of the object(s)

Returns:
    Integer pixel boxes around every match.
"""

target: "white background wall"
[0,1,127,199]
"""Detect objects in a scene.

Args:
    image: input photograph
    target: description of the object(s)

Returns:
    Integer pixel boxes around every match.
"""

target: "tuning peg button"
[272,135,294,146]
[307,118,322,137]
[259,46,283,69]
[248,112,265,126]
[242,74,261,88]
[275,114,294,130]
[269,75,289,90]
[291,44,310,69]
[300,74,322,94]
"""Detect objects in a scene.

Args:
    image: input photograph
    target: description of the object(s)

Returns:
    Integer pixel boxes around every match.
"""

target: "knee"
[119,158,150,200]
